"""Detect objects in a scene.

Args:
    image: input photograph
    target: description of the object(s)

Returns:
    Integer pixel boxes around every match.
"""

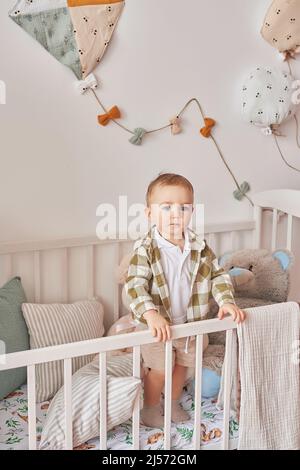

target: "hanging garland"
[87,86,253,205]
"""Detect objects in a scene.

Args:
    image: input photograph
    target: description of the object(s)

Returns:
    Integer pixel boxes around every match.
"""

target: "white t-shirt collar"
[153,225,191,252]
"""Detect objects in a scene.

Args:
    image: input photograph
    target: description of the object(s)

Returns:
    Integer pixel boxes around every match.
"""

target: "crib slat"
[222,329,233,450]
[64,358,73,450]
[230,231,237,251]
[27,365,37,450]
[113,244,120,322]
[253,206,262,249]
[62,248,69,302]
[207,233,216,252]
[33,251,41,303]
[286,214,293,250]
[86,245,95,299]
[99,352,107,450]
[164,340,173,450]
[271,209,278,251]
[132,345,141,450]
[193,334,203,450]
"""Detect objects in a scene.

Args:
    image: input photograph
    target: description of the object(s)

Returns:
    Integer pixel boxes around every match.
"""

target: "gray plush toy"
[208,248,294,344]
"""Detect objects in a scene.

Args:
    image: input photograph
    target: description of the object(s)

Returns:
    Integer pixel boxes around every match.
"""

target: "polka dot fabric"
[241,67,297,129]
[261,0,300,56]
[9,0,125,80]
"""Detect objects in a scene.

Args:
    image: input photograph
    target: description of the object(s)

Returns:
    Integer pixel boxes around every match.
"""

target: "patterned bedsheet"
[0,383,239,450]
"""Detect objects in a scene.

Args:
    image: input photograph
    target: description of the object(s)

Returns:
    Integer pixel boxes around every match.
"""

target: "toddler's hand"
[218,303,246,324]
[143,310,171,342]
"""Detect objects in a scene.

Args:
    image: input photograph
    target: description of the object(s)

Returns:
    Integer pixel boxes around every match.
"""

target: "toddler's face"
[145,185,194,240]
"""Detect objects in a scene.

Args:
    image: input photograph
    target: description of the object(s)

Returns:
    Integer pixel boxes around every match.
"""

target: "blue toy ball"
[191,368,221,399]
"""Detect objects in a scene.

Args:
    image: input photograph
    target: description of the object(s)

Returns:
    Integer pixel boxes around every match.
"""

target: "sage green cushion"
[0,277,29,400]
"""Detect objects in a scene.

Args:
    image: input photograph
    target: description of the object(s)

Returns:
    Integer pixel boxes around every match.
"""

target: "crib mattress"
[0,384,239,450]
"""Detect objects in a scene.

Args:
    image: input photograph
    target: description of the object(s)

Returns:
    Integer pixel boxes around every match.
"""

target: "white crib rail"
[99,352,107,450]
[64,358,73,450]
[222,330,233,450]
[253,189,300,251]
[164,340,173,450]
[193,334,203,450]
[132,345,141,450]
[0,317,237,451]
[27,364,37,450]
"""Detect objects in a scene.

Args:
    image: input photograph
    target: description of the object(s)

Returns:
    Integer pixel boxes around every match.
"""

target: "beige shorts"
[141,336,196,371]
[136,322,208,372]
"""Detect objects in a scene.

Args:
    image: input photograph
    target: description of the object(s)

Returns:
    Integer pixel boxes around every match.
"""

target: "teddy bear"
[207,248,294,344]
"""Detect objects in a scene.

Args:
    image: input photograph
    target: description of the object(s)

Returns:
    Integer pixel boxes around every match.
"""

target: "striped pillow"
[22,300,105,402]
[39,354,141,450]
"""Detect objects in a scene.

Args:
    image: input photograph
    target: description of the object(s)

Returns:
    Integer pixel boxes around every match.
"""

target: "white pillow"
[22,300,105,402]
[105,314,138,356]
[39,354,141,450]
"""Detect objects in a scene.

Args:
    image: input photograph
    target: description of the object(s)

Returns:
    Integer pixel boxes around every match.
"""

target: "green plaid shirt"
[125,225,236,325]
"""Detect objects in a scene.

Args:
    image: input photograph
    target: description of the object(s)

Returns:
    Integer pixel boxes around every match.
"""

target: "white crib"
[0,189,299,451]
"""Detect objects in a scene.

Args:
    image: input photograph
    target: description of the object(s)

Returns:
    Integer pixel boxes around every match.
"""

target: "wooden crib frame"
[0,189,299,450]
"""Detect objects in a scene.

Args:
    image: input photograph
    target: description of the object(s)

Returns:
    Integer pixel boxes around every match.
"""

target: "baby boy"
[125,173,245,428]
